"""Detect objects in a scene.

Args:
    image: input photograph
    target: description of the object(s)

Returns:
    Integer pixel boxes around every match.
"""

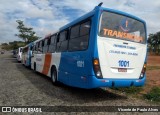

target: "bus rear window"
[99,11,146,43]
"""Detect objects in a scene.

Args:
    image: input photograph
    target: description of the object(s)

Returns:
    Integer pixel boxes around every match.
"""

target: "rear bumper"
[88,74,146,88]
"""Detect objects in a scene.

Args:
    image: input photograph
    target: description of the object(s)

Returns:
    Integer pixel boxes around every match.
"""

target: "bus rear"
[92,9,147,88]
[17,47,23,62]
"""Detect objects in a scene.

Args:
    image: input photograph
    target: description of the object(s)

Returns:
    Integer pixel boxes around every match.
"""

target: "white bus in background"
[31,36,49,71]
[17,47,23,62]
[22,42,33,68]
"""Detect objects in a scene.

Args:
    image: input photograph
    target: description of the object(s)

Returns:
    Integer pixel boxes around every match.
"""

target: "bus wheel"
[51,68,58,85]
[34,63,36,71]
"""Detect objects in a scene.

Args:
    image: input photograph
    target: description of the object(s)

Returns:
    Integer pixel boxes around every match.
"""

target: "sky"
[0,0,160,43]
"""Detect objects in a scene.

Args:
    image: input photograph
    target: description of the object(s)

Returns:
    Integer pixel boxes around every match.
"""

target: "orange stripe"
[42,53,52,75]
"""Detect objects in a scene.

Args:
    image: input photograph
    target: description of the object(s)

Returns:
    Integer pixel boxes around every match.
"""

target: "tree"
[148,32,160,55]
[15,20,39,43]
[1,43,8,46]
[156,32,160,54]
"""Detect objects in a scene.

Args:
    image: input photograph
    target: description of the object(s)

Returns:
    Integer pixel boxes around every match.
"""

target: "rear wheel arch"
[51,65,58,85]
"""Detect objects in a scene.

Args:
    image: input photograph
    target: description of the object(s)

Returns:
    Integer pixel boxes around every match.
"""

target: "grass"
[112,86,160,104]
[143,87,160,102]
[111,86,143,95]
[147,66,160,70]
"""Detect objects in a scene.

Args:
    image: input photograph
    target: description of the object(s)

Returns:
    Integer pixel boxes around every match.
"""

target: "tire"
[51,68,58,85]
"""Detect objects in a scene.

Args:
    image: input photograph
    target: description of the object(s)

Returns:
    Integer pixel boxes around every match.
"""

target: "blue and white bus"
[31,5,147,89]
[22,42,33,67]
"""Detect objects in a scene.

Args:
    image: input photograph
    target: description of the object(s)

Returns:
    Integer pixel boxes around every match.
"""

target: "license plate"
[118,68,127,72]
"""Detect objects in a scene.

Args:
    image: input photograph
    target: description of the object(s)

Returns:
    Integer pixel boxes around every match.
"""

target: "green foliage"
[144,87,160,102]
[1,41,26,50]
[1,43,8,46]
[15,20,39,43]
[112,86,143,94]
[148,32,160,55]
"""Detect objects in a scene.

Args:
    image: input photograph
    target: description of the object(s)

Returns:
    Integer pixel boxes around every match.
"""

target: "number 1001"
[118,60,129,67]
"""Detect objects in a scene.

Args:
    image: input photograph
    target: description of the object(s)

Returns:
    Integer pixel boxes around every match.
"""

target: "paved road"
[0,52,157,114]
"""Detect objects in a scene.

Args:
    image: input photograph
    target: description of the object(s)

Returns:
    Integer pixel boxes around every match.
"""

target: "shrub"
[144,87,160,102]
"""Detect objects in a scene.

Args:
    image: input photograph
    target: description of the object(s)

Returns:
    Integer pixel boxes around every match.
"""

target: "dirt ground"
[1,52,157,114]
[144,55,160,93]
[147,55,160,66]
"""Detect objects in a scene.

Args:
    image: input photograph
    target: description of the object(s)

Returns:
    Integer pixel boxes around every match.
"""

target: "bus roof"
[60,9,95,31]
[59,6,146,31]
[100,7,146,24]
[24,42,33,48]
[33,38,44,44]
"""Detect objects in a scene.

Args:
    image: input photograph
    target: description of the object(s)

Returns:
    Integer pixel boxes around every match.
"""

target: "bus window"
[48,34,57,53]
[80,21,91,36]
[70,25,80,39]
[43,39,48,53]
[30,45,33,50]
[99,12,146,43]
[37,41,43,53]
[69,20,91,51]
[56,30,68,52]
[36,42,39,49]
[42,40,44,47]
[51,35,56,44]
[47,38,51,45]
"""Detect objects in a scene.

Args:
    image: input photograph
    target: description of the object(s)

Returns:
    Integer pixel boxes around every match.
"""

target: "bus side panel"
[26,46,32,67]
[49,53,61,77]
[24,53,27,66]
[57,16,98,88]
[31,54,35,70]
[22,52,25,65]
[26,51,30,66]
[57,53,69,84]
[42,53,52,75]
[58,51,92,88]
[31,54,45,73]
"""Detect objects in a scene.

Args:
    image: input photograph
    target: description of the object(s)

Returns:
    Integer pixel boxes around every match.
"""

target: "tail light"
[139,63,147,79]
[93,59,103,78]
